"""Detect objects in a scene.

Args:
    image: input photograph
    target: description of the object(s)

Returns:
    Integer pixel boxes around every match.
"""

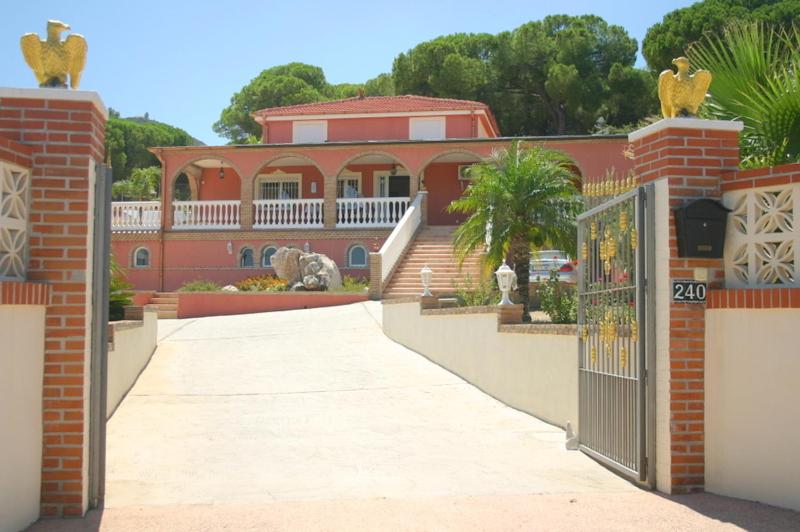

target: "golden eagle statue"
[658,57,712,118]
[20,20,87,90]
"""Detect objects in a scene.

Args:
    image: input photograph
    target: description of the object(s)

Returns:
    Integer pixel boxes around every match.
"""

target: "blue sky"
[2,0,694,145]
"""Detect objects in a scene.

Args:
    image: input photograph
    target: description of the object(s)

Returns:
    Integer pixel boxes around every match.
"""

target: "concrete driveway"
[29,302,800,531]
[105,301,632,507]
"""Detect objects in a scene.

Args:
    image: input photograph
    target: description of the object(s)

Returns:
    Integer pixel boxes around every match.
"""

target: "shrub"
[179,279,222,292]
[109,255,132,321]
[339,275,368,292]
[234,274,288,292]
[452,274,498,307]
[537,270,577,324]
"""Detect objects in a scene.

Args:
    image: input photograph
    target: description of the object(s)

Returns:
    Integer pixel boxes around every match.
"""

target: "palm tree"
[688,22,800,167]
[447,142,582,322]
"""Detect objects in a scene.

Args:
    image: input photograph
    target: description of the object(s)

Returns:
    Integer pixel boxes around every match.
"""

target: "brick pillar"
[368,252,382,300]
[0,87,108,517]
[239,172,253,230]
[323,173,337,228]
[629,118,742,494]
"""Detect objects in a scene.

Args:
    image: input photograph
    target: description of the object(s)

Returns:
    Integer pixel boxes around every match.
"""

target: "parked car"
[530,250,577,284]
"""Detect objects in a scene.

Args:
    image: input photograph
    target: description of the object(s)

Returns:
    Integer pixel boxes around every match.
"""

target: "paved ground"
[29,302,800,531]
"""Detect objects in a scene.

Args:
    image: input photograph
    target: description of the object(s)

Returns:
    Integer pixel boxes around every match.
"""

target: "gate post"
[0,88,108,518]
[628,118,742,494]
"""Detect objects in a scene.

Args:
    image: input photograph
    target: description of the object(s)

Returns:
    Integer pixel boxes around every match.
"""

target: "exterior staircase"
[148,292,179,319]
[382,226,484,299]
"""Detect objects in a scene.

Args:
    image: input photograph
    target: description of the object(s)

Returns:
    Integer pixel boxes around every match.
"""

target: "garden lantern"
[495,260,516,306]
[420,265,433,297]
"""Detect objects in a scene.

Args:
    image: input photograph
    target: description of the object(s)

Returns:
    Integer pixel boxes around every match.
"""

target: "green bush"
[331,275,368,292]
[178,279,222,292]
[538,270,577,324]
[452,274,498,307]
[109,255,133,321]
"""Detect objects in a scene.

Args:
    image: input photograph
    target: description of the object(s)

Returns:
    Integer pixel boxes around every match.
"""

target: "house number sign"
[672,279,707,304]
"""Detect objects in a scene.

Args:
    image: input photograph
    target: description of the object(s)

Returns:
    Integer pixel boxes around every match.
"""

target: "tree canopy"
[642,0,800,72]
[394,15,658,136]
[689,22,800,167]
[213,63,393,144]
[213,15,659,143]
[105,111,199,182]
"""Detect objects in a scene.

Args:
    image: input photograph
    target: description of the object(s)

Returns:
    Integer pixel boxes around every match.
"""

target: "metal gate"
[577,182,655,485]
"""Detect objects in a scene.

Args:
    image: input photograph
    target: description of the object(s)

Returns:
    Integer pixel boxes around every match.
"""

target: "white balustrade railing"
[172,200,241,229]
[111,201,161,231]
[378,192,424,284]
[253,199,324,228]
[336,197,410,228]
[723,182,799,287]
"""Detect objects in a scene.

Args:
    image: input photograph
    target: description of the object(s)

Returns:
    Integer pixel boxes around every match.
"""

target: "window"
[240,247,254,268]
[133,247,150,268]
[292,121,327,144]
[410,117,445,140]
[258,174,301,199]
[261,245,278,268]
[348,245,368,267]
[337,177,361,198]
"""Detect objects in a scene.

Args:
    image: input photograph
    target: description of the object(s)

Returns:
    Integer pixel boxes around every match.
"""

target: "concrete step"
[150,298,178,305]
[151,303,178,310]
[157,310,178,319]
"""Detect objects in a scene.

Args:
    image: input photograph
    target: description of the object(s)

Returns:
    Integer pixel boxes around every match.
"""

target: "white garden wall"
[383,301,578,430]
[0,305,45,532]
[705,308,800,511]
[107,309,158,418]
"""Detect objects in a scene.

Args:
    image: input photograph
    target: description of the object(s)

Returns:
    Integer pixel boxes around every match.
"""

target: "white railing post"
[110,201,162,232]
[171,200,241,230]
[252,199,324,229]
[374,191,426,290]
[335,197,410,228]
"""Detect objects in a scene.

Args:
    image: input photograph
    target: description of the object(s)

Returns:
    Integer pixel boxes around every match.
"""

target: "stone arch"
[333,150,414,179]
[251,152,327,198]
[166,154,245,188]
[417,148,487,175]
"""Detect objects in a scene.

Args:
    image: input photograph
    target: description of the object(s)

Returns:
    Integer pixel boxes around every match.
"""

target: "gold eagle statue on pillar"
[658,57,712,118]
[20,20,87,89]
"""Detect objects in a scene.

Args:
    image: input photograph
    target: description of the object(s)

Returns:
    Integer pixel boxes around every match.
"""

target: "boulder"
[271,247,304,285]
[221,285,238,292]
[272,247,343,291]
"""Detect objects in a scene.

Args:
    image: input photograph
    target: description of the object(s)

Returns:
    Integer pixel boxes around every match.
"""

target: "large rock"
[271,247,303,285]
[271,247,342,290]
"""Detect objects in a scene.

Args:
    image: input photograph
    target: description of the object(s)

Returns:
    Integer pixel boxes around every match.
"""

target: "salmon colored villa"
[111,95,632,294]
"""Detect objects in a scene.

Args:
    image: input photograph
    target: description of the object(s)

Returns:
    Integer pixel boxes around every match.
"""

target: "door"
[576,184,655,486]
[388,175,409,198]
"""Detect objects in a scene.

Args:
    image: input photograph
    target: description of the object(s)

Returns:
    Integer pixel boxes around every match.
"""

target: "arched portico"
[418,149,486,226]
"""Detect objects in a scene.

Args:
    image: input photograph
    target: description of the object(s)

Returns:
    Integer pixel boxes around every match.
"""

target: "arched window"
[261,245,278,268]
[240,247,254,268]
[173,173,192,201]
[348,245,368,267]
[133,247,150,268]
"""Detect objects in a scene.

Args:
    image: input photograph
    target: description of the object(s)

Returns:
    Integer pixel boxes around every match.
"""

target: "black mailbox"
[674,199,730,258]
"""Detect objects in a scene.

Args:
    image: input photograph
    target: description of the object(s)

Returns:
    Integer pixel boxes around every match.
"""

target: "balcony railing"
[254,198,324,229]
[111,196,412,232]
[336,197,410,228]
[111,201,161,231]
[172,200,241,230]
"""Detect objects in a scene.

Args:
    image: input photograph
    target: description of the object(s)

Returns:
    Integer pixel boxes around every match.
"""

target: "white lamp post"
[420,265,433,297]
[495,260,516,306]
